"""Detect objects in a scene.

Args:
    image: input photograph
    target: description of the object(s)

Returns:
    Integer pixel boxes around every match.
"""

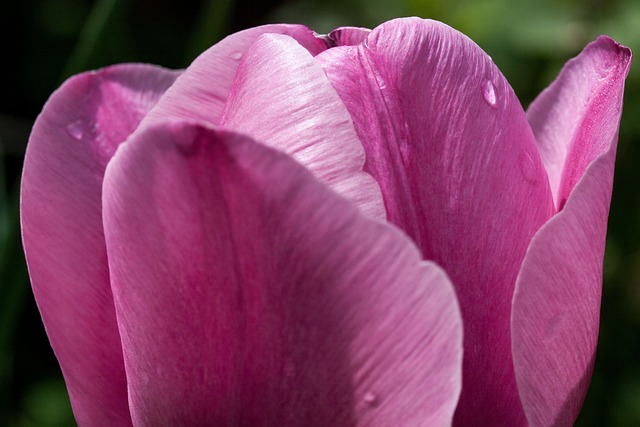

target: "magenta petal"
[512,150,616,427]
[221,33,385,218]
[21,64,179,424]
[527,36,631,209]
[513,38,631,426]
[318,17,555,424]
[140,24,327,129]
[102,121,463,426]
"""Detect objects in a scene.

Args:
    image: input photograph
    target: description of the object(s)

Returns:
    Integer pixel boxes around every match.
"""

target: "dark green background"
[1,0,638,425]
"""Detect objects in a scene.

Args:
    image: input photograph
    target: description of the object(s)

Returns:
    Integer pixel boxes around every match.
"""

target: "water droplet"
[66,120,84,140]
[519,151,538,184]
[363,391,379,407]
[482,79,497,107]
[230,51,243,60]
[544,314,563,341]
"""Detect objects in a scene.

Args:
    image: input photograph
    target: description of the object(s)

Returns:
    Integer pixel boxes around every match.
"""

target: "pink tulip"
[21,17,629,426]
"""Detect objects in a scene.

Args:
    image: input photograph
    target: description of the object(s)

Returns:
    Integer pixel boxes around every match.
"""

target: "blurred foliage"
[0,0,639,425]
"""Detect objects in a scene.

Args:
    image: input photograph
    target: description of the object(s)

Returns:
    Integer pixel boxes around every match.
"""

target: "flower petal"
[21,64,179,424]
[139,24,327,129]
[513,38,631,427]
[511,148,615,427]
[220,33,385,219]
[103,121,463,426]
[317,17,555,425]
[526,36,632,209]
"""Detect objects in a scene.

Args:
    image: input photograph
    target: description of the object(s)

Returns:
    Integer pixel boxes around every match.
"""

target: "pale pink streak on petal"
[527,36,631,209]
[21,64,179,425]
[102,122,463,426]
[317,17,555,425]
[513,38,631,427]
[139,24,327,129]
[221,33,385,219]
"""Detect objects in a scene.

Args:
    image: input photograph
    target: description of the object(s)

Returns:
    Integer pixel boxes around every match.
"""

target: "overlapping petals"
[512,36,630,426]
[140,24,326,128]
[21,16,630,427]
[21,64,180,425]
[317,18,555,425]
[104,121,462,426]
[315,18,629,426]
[219,33,385,218]
[22,19,466,426]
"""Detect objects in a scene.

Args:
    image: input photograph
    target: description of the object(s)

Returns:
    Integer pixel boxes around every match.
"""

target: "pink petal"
[317,17,555,425]
[21,64,179,424]
[102,121,463,426]
[220,33,385,219]
[527,36,632,210]
[513,38,631,426]
[140,24,327,129]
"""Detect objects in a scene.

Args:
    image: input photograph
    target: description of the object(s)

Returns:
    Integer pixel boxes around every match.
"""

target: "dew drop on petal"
[519,151,538,184]
[363,391,380,407]
[544,313,563,341]
[230,51,243,60]
[66,120,84,140]
[482,79,497,107]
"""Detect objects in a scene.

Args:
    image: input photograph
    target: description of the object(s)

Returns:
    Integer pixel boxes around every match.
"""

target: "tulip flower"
[21,17,629,426]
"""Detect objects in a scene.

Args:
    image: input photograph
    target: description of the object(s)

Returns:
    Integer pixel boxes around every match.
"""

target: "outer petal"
[526,36,631,209]
[21,64,179,425]
[139,24,327,129]
[317,17,554,425]
[513,39,631,426]
[102,121,463,426]
[220,33,385,219]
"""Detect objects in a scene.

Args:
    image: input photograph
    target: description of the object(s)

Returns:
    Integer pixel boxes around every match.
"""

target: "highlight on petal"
[21,64,179,425]
[513,38,631,427]
[140,24,327,129]
[220,33,385,219]
[102,121,463,426]
[317,17,554,425]
[527,36,632,209]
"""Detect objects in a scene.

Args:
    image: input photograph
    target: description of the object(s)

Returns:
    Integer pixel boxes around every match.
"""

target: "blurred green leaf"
[184,0,235,63]
[0,181,30,424]
[270,0,362,33]
[60,0,119,80]
[18,378,75,427]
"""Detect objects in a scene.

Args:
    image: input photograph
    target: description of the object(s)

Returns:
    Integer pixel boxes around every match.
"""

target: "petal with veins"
[221,33,385,219]
[513,37,631,427]
[103,121,463,426]
[140,24,327,129]
[317,17,554,425]
[21,63,179,425]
